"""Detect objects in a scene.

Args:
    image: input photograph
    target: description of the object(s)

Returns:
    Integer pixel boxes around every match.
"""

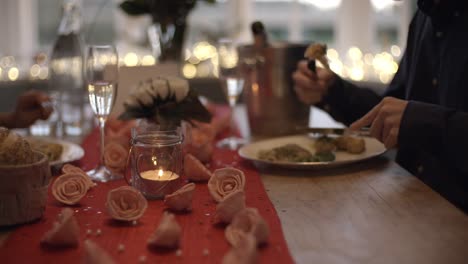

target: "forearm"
[0,112,14,128]
[318,77,382,126]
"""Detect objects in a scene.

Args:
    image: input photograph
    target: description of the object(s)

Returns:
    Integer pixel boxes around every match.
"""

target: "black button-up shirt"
[321,1,468,212]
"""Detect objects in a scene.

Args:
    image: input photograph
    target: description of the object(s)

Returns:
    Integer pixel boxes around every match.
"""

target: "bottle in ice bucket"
[49,0,90,137]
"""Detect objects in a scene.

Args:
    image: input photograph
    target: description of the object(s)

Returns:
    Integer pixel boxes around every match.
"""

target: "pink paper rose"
[208,168,245,202]
[52,173,90,205]
[106,186,147,221]
[103,141,128,175]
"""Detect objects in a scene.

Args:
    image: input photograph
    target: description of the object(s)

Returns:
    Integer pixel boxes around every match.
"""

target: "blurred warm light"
[391,45,401,57]
[379,72,391,84]
[349,67,364,81]
[30,64,41,78]
[300,0,341,10]
[39,68,49,80]
[330,60,343,76]
[109,55,118,65]
[8,67,19,81]
[0,67,3,79]
[188,56,200,65]
[371,0,398,11]
[124,52,139,67]
[182,63,197,79]
[364,53,374,65]
[372,54,385,71]
[197,63,211,77]
[36,52,48,64]
[381,52,393,61]
[193,42,217,61]
[326,48,339,61]
[141,55,156,66]
[184,49,192,60]
[210,55,219,66]
[99,54,109,65]
[0,56,15,68]
[348,47,363,61]
[218,47,238,69]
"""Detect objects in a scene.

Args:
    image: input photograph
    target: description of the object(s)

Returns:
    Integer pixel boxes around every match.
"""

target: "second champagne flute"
[85,45,120,182]
[217,38,247,150]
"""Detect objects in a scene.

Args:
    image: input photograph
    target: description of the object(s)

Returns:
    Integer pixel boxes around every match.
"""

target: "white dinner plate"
[238,135,386,169]
[27,137,85,167]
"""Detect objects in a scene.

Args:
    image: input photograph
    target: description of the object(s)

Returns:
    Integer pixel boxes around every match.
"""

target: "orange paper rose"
[208,168,246,202]
[103,142,128,175]
[106,186,147,221]
[52,173,90,205]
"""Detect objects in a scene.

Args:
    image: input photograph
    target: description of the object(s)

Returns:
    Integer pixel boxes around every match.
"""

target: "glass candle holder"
[127,122,184,199]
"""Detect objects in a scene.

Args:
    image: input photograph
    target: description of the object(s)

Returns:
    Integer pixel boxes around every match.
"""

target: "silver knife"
[295,127,370,136]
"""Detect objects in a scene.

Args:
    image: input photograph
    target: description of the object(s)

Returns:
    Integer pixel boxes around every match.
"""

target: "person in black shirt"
[293,0,468,212]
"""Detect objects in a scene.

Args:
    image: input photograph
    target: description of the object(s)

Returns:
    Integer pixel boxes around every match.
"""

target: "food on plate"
[258,144,315,162]
[334,135,349,150]
[27,138,63,162]
[0,127,35,165]
[333,135,366,154]
[258,143,335,162]
[345,136,366,154]
[314,136,336,154]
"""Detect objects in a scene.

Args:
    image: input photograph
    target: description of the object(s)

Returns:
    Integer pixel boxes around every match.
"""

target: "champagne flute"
[85,45,119,182]
[216,38,247,150]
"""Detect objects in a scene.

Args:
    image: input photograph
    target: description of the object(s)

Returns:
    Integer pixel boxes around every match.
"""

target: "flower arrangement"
[118,76,212,129]
[119,0,216,61]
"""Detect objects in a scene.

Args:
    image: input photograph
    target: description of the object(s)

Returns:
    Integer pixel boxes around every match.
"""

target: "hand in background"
[10,90,53,128]
[292,60,337,105]
[350,97,408,149]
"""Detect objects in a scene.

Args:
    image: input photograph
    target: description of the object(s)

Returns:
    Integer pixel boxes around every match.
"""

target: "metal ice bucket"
[239,43,310,139]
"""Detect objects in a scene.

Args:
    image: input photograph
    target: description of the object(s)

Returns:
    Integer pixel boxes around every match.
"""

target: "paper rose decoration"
[118,76,211,128]
[106,186,148,222]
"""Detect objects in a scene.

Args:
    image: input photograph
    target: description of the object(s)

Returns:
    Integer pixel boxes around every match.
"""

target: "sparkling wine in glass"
[216,38,247,150]
[85,45,120,182]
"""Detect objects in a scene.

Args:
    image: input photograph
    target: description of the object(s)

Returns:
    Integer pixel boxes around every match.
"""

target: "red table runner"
[1,125,294,264]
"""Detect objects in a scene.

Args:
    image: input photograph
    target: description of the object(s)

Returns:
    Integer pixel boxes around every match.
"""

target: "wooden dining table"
[234,106,468,264]
[2,106,468,264]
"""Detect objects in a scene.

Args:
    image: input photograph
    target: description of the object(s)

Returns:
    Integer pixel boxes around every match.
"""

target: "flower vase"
[147,22,183,62]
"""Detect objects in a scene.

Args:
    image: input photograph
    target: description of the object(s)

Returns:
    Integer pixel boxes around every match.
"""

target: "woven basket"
[0,151,51,226]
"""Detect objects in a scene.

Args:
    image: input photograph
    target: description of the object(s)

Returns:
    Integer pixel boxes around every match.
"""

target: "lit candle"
[140,169,179,181]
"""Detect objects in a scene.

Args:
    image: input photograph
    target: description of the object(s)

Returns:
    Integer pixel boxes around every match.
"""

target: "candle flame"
[158,169,163,178]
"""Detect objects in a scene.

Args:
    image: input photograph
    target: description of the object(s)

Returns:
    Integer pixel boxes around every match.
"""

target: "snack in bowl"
[26,138,63,163]
[0,127,51,226]
[0,127,35,165]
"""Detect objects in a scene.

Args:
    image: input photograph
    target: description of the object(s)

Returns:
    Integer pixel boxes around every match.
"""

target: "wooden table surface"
[260,154,468,264]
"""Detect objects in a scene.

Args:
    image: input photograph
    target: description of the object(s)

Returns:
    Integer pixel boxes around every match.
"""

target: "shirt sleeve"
[399,101,468,174]
[317,78,381,126]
